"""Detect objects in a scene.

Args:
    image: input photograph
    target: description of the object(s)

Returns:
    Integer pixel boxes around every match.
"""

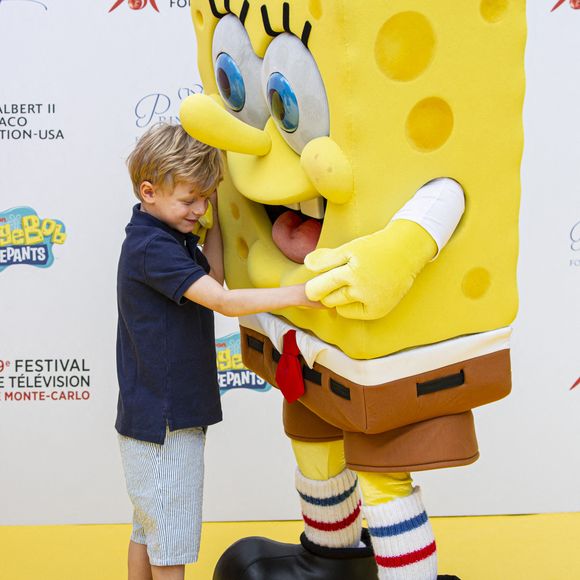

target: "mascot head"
[181,0,526,358]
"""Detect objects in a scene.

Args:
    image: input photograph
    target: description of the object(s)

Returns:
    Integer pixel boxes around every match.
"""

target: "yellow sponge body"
[189,0,526,359]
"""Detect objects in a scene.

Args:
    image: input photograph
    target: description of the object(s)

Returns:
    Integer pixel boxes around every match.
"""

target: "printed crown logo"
[109,0,159,13]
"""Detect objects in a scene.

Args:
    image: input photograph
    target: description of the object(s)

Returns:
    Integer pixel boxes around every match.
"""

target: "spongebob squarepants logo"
[215,333,271,396]
[552,0,580,11]
[0,207,66,272]
[109,0,159,13]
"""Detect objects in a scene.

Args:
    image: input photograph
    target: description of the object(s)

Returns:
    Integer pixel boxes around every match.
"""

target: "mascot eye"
[262,33,329,154]
[215,53,245,112]
[212,14,269,129]
[267,73,299,133]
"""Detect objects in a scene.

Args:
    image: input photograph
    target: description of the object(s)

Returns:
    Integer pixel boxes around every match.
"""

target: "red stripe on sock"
[375,541,437,568]
[303,500,361,532]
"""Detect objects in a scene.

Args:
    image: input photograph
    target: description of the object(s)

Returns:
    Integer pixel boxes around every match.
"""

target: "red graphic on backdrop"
[109,0,159,13]
[571,377,580,390]
[552,0,580,11]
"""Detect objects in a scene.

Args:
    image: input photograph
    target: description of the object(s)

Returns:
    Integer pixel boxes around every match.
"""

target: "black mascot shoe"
[213,530,462,579]
[213,529,379,580]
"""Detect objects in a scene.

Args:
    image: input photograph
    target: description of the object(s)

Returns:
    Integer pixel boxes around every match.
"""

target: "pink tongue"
[272,211,322,264]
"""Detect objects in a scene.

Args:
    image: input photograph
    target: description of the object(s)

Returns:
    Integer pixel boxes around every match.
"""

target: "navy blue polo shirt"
[115,205,222,444]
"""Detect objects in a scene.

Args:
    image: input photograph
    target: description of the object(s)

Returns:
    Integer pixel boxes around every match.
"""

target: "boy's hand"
[294,284,325,309]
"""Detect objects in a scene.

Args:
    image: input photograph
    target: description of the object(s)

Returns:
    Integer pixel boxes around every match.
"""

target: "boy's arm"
[183,275,319,317]
[201,192,225,285]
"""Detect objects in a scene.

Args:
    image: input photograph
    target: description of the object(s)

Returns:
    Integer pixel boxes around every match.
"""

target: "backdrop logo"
[552,0,580,11]
[571,221,580,251]
[570,220,580,267]
[135,87,203,130]
[0,0,48,9]
[216,333,271,396]
[0,207,66,272]
[0,358,92,403]
[109,0,159,13]
[0,103,63,142]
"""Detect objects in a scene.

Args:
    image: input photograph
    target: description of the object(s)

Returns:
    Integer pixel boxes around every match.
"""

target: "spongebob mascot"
[180,1,526,578]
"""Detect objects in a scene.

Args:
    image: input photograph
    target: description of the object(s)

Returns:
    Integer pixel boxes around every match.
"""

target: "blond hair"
[127,123,223,200]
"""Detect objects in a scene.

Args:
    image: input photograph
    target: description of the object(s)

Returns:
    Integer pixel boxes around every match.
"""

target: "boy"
[115,123,318,580]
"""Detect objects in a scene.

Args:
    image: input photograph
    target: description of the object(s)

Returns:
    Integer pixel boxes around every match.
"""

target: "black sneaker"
[213,529,378,580]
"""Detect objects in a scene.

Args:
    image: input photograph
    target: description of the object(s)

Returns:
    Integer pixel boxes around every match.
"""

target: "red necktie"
[275,330,305,403]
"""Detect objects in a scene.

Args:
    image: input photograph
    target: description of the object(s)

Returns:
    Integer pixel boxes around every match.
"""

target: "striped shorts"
[118,427,206,566]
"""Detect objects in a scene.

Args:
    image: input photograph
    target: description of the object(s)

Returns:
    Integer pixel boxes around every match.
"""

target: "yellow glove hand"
[191,200,214,245]
[305,220,437,320]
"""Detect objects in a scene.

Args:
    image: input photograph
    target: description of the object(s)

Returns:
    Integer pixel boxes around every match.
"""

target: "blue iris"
[267,72,299,133]
[215,52,245,112]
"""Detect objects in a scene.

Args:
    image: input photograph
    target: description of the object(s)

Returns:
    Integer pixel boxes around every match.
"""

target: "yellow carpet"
[0,514,578,579]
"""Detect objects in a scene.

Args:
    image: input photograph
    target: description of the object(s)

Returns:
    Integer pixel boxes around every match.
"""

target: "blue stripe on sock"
[298,479,358,507]
[369,510,429,538]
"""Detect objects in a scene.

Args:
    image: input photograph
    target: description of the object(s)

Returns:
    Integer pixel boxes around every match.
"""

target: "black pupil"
[217,68,231,99]
[269,90,285,122]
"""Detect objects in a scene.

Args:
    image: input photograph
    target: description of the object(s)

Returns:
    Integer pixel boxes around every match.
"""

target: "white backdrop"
[0,0,578,525]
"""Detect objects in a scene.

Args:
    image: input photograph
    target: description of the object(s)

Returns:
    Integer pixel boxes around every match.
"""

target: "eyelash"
[260,2,312,47]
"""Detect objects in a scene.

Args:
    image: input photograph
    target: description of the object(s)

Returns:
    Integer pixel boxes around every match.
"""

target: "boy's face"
[140,181,210,234]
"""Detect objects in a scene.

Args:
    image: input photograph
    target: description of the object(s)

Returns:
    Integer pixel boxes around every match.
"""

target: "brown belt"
[240,325,512,472]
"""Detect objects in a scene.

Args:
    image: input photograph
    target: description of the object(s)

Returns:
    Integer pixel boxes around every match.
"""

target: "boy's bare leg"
[128,541,153,580]
[151,565,185,580]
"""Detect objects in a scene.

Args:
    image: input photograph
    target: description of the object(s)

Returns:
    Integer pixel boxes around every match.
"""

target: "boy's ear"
[140,181,156,203]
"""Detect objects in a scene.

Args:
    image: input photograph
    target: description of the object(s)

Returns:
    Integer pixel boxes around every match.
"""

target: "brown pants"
[241,326,511,472]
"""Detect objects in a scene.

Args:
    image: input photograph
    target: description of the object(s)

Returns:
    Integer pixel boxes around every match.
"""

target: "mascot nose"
[180,93,272,157]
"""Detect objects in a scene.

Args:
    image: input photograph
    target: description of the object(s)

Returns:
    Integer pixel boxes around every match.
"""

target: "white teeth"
[299,197,325,219]
[280,198,326,219]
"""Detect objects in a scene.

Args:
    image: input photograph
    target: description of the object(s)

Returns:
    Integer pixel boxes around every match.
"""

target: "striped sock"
[295,468,363,548]
[364,487,437,580]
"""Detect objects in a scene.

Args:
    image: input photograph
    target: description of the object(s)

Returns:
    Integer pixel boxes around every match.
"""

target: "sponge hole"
[406,97,454,151]
[375,12,436,81]
[309,0,322,20]
[462,268,491,299]
[480,0,509,23]
[237,237,249,260]
[194,9,204,29]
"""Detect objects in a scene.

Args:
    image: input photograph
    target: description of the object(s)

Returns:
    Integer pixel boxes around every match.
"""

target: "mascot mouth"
[265,199,325,264]
[178,95,349,266]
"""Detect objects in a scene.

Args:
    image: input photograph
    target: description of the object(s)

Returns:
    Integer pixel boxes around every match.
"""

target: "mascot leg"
[292,439,363,548]
[214,439,379,580]
[213,440,459,579]
[358,471,440,580]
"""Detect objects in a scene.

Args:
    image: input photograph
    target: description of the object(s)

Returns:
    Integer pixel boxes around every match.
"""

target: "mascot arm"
[305,178,465,320]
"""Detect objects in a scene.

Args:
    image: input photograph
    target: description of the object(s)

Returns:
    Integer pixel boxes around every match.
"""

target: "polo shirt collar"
[129,204,200,245]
